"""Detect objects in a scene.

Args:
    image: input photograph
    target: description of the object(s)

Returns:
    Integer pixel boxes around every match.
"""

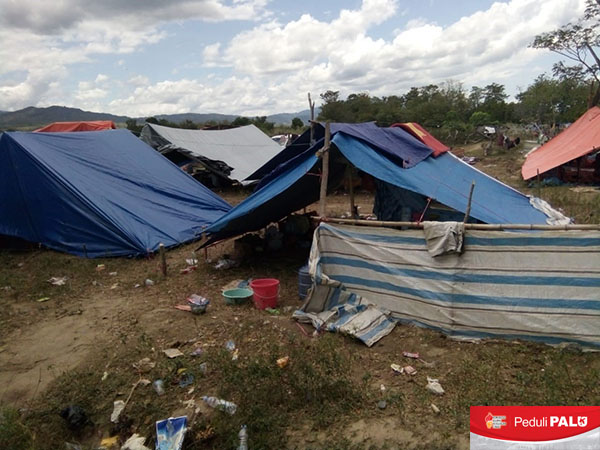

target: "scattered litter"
[277,356,290,368]
[48,276,67,286]
[380,384,386,394]
[133,358,155,373]
[163,348,184,359]
[225,340,236,352]
[201,396,237,415]
[144,279,154,286]
[110,400,125,423]
[426,377,445,395]
[461,156,477,165]
[198,362,208,374]
[431,403,441,414]
[121,433,151,450]
[404,365,417,376]
[96,264,105,272]
[59,405,90,430]
[391,364,403,374]
[214,258,238,270]
[99,436,119,449]
[153,379,165,396]
[109,271,118,276]
[231,349,239,361]
[65,443,83,450]
[156,416,187,450]
[134,283,141,288]
[110,283,119,290]
[36,297,51,303]
[180,266,196,274]
[174,304,192,312]
[238,425,248,450]
[190,347,203,357]
[377,400,387,410]
[265,308,280,315]
[185,258,198,266]
[187,294,209,314]
[178,373,195,388]
[403,351,420,359]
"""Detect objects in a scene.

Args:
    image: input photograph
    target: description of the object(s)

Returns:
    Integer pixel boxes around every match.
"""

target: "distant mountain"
[152,108,320,125]
[0,105,322,130]
[149,113,238,124]
[0,106,129,130]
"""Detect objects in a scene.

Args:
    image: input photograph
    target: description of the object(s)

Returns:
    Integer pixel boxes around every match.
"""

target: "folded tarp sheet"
[0,129,231,257]
[303,223,600,349]
[203,127,557,245]
[140,123,283,182]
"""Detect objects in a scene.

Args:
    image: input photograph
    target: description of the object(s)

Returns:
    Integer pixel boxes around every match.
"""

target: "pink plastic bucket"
[249,278,280,309]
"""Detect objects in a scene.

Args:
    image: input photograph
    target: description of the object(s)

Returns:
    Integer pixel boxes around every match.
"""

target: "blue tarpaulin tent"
[202,123,562,245]
[0,129,231,257]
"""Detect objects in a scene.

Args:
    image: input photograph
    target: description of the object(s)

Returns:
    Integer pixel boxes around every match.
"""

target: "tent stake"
[159,243,167,276]
[463,181,475,223]
[318,122,331,218]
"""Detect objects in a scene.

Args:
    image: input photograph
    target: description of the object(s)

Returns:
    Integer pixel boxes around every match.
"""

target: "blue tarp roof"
[202,123,551,245]
[0,129,231,257]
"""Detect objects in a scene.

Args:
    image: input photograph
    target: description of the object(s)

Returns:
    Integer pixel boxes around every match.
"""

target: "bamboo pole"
[318,122,331,218]
[308,93,315,146]
[347,166,355,218]
[312,217,600,231]
[463,181,475,223]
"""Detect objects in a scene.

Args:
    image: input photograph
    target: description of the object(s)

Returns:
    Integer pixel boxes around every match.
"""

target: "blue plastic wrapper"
[155,416,187,450]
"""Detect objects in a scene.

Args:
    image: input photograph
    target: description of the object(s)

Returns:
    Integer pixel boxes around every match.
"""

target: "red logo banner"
[470,406,600,442]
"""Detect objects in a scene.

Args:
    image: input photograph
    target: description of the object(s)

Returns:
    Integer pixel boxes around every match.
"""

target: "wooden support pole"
[159,243,167,276]
[308,93,315,146]
[536,169,541,199]
[463,181,475,224]
[318,122,331,218]
[347,166,356,218]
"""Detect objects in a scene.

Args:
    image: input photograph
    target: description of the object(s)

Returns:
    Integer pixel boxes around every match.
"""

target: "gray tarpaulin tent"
[140,123,283,184]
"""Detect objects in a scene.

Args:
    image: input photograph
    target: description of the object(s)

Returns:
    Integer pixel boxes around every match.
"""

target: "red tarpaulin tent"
[522,107,600,181]
[34,121,117,132]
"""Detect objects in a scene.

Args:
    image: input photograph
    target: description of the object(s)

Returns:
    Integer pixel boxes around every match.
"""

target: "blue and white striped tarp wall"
[303,223,600,349]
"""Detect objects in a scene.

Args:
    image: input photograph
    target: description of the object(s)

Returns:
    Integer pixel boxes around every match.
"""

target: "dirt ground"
[1,190,598,449]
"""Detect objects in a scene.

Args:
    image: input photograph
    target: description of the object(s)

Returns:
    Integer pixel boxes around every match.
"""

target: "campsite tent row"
[1,121,567,257]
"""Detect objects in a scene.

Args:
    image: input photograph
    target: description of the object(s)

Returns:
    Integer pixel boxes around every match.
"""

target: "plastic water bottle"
[238,425,248,450]
[201,396,237,415]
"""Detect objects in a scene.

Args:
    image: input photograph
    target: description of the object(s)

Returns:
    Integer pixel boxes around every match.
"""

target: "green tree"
[469,111,492,126]
[291,117,304,129]
[532,0,600,105]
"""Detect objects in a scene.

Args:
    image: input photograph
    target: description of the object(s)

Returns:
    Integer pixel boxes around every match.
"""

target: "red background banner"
[470,406,600,441]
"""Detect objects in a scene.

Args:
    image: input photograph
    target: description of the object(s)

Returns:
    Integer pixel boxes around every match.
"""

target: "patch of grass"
[191,334,366,449]
[0,406,35,450]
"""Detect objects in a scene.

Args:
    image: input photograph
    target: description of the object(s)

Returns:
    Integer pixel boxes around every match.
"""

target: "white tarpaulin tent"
[140,123,283,182]
[298,223,600,349]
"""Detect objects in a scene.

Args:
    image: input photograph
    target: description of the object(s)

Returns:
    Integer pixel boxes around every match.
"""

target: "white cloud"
[0,0,588,115]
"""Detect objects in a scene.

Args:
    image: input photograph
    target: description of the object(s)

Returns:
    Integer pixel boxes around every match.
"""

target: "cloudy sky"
[0,0,585,117]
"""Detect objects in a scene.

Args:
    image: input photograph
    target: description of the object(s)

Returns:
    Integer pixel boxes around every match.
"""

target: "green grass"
[186,333,366,449]
[0,407,35,450]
